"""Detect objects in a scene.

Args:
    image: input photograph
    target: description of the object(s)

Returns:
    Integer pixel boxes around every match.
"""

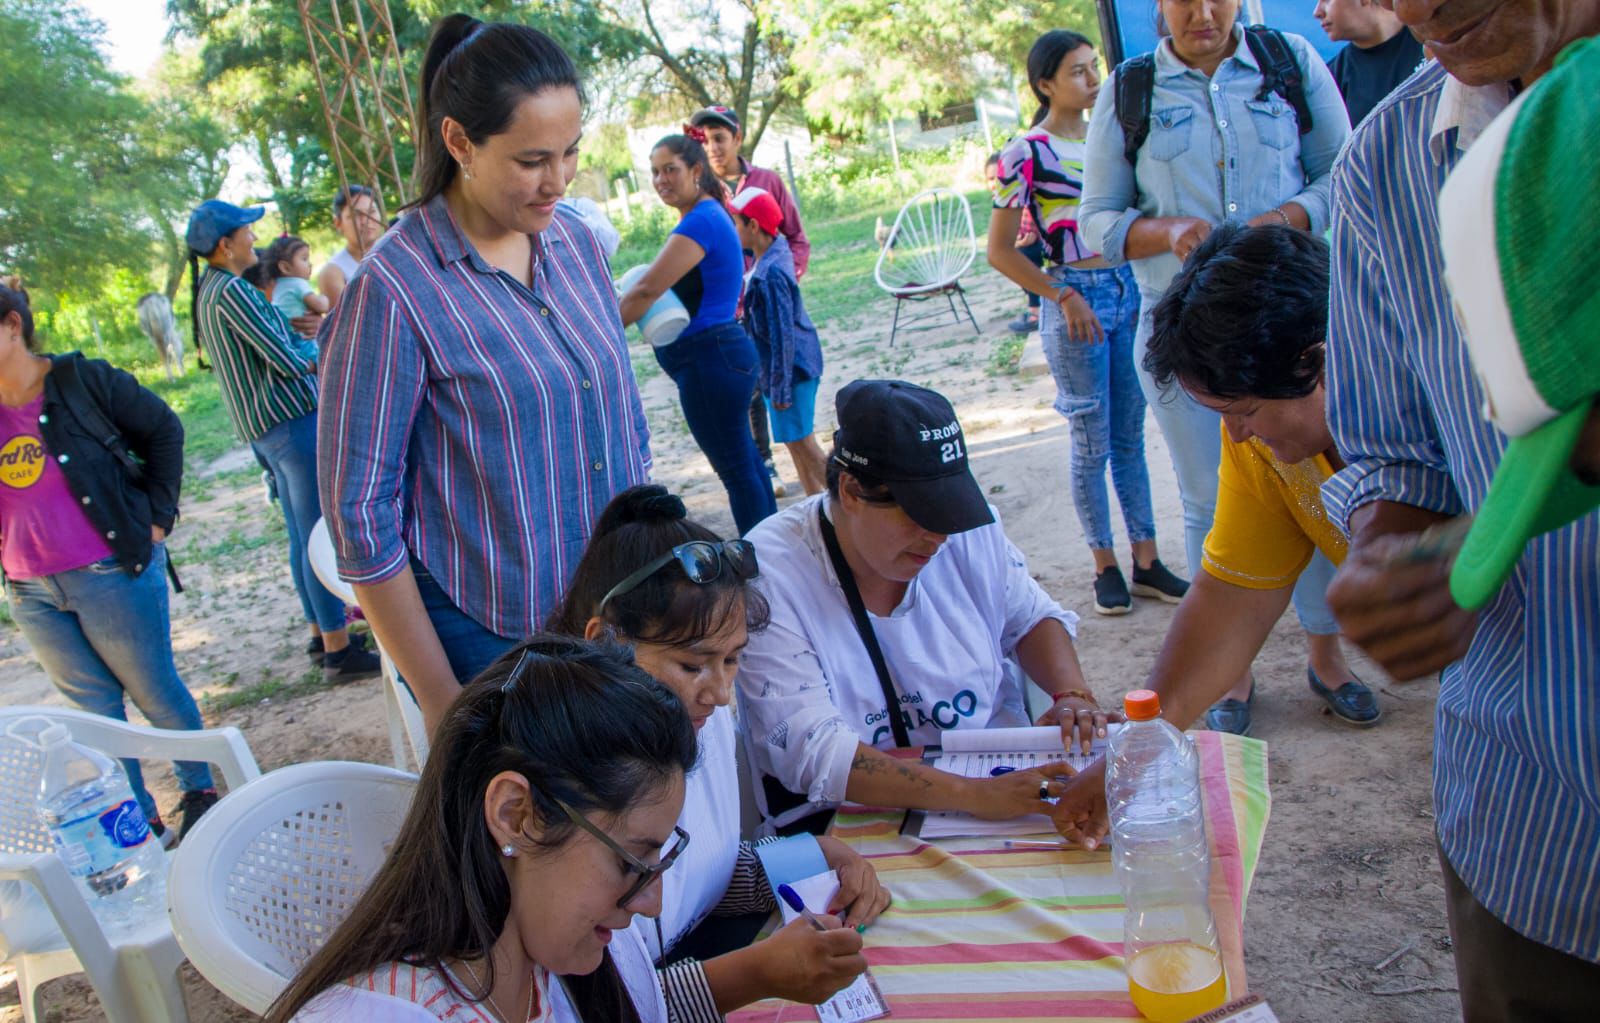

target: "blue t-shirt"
[669,198,743,338]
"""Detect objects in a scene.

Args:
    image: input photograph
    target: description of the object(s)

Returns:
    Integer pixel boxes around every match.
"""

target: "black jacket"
[32,353,184,577]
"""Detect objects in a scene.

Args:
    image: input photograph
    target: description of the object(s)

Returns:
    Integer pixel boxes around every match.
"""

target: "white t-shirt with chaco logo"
[737,494,1078,827]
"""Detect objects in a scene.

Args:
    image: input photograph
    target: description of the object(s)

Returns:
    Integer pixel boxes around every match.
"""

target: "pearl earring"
[501,843,515,858]
[462,165,474,181]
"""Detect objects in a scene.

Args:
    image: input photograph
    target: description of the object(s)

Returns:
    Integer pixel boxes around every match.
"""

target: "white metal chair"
[0,706,260,1023]
[873,187,981,346]
[166,760,417,1014]
[307,518,430,771]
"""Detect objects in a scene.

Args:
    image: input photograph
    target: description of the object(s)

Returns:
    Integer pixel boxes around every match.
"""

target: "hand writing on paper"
[756,914,867,1004]
[819,836,892,929]
[1050,758,1109,851]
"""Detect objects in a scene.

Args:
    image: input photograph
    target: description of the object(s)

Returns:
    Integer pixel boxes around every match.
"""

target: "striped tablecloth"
[731,731,1270,1023]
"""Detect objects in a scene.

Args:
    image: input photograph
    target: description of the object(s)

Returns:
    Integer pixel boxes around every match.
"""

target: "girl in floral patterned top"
[986,30,1186,617]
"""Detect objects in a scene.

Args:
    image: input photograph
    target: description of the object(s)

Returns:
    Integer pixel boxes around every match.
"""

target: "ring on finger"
[1039,779,1051,800]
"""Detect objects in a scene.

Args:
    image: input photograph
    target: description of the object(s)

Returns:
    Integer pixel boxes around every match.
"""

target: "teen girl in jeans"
[621,131,778,535]
[988,30,1186,615]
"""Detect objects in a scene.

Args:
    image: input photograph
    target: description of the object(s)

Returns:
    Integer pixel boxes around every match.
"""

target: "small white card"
[779,870,891,1023]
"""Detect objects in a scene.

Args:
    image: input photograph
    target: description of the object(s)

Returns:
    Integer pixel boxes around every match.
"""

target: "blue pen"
[776,883,830,932]
[990,765,1016,776]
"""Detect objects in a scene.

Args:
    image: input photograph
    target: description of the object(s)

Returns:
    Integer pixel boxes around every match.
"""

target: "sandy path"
[0,255,1457,1021]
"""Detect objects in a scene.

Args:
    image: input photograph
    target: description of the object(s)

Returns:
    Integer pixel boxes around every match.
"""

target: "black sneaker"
[323,642,383,684]
[1008,313,1038,335]
[307,630,370,663]
[1093,566,1132,616]
[1131,559,1189,604]
[176,789,219,841]
[766,459,787,499]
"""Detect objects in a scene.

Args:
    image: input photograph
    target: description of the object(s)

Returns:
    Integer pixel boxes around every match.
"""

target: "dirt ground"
[0,252,1458,1022]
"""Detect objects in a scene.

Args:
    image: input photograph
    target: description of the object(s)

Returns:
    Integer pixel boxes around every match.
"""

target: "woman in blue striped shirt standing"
[317,15,654,737]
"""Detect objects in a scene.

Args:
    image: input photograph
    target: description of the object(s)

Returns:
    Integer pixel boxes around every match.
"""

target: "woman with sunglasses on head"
[617,129,777,536]
[268,634,695,1023]
[550,484,882,1021]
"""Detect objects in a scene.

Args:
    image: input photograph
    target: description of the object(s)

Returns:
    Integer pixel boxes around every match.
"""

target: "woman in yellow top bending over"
[1052,223,1374,847]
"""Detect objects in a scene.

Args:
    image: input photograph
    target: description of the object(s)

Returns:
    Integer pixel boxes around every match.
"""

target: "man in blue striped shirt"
[1322,3,1600,1018]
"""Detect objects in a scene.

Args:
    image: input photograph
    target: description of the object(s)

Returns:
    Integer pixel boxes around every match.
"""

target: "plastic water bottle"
[18,720,168,933]
[1104,690,1226,1022]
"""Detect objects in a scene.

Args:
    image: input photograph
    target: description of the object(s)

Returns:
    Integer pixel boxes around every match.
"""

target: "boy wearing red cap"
[728,187,827,495]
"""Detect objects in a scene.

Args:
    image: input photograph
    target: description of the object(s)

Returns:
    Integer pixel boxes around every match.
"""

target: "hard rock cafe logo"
[0,435,45,489]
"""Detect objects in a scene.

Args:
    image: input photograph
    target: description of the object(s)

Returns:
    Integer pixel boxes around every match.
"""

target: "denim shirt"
[1081,26,1351,300]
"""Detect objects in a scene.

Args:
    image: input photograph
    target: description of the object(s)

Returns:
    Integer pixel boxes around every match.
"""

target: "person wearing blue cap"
[186,199,380,683]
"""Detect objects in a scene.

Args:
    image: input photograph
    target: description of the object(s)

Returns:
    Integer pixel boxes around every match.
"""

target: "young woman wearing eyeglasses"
[549,484,885,1021]
[267,635,697,1023]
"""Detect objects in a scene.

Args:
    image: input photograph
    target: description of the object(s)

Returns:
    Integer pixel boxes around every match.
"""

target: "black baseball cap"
[689,105,741,133]
[831,380,993,535]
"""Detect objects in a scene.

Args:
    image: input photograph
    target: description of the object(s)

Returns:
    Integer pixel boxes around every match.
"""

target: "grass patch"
[987,336,1026,376]
[631,350,662,385]
[184,517,285,565]
[202,665,327,713]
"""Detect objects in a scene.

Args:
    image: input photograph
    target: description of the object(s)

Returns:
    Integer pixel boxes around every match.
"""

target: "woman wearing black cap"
[736,379,1111,840]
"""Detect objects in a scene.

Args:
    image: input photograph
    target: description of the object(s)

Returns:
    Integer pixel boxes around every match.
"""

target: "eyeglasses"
[597,540,758,614]
[553,797,691,907]
[496,648,691,907]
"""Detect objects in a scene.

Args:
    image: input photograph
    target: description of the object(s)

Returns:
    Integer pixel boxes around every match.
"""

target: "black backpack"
[1113,26,1313,166]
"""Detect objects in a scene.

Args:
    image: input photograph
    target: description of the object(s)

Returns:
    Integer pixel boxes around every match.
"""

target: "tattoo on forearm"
[852,750,933,790]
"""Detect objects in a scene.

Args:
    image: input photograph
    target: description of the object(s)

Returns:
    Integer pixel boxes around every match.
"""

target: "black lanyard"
[818,505,911,748]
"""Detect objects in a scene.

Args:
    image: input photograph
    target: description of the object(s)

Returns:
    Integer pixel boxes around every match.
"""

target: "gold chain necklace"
[460,957,535,1023]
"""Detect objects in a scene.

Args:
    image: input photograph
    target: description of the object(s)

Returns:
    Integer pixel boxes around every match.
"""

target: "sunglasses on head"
[597,540,758,614]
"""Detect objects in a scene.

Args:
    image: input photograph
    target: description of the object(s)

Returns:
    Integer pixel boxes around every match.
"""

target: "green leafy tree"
[589,0,797,153]
[787,0,1098,131]
[0,0,154,290]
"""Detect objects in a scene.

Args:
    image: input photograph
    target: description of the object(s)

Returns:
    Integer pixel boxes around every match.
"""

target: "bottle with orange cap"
[1105,689,1226,1022]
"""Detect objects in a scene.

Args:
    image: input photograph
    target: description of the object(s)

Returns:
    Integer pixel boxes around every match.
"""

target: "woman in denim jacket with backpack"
[1080,0,1366,735]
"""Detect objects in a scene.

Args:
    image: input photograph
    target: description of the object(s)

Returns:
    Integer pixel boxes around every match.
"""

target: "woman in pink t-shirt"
[0,280,216,843]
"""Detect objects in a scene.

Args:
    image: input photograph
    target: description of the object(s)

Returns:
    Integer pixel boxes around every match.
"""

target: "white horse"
[135,293,185,380]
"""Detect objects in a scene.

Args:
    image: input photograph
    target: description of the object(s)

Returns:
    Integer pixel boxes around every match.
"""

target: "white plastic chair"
[0,706,260,1023]
[166,760,417,1014]
[873,187,981,346]
[307,518,430,771]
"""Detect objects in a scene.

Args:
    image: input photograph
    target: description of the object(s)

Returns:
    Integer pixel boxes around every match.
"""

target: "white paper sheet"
[912,724,1120,839]
[778,870,891,1023]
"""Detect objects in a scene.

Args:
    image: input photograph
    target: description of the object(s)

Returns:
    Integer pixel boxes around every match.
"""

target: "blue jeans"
[655,323,778,535]
[7,545,214,822]
[1132,300,1339,633]
[411,559,517,686]
[251,413,346,633]
[1041,264,1155,552]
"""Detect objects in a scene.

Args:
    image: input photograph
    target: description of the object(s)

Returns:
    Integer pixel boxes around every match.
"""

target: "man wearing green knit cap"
[1441,33,1600,612]
[1321,4,1600,1018]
